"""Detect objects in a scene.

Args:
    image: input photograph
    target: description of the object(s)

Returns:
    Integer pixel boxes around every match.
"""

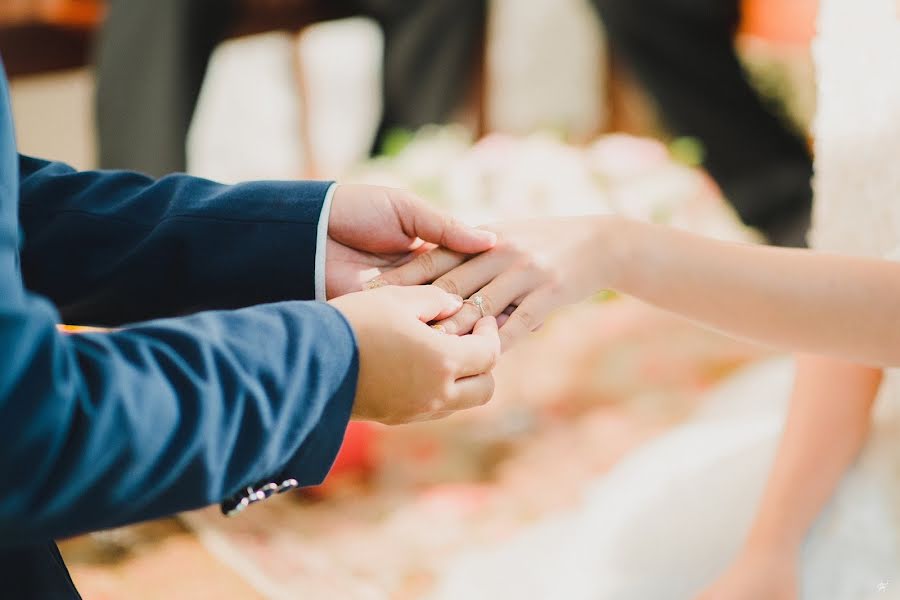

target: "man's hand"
[324,185,497,299]
[330,285,501,425]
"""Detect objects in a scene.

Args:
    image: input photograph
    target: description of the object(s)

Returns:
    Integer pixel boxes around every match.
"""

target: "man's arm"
[18,155,329,325]
[0,291,358,543]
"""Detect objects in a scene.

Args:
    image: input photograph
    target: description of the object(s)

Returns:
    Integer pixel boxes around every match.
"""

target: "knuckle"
[439,214,457,247]
[437,358,456,380]
[515,253,551,278]
[511,308,536,331]
[498,236,524,256]
[433,277,461,297]
[543,269,564,292]
[514,252,539,272]
[389,187,416,210]
[416,251,436,277]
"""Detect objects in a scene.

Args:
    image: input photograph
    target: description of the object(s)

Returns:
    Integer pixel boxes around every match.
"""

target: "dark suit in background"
[592,0,813,246]
[95,0,487,176]
[1,64,357,598]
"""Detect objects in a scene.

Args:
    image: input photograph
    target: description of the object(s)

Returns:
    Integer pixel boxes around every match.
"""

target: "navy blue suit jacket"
[0,66,358,597]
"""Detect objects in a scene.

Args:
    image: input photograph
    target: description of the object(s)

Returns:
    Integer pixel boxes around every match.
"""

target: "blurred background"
[2,1,816,598]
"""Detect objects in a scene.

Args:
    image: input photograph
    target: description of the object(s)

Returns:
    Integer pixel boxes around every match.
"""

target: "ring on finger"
[464,294,488,318]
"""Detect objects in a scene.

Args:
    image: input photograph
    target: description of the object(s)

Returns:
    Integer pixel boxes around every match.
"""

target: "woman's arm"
[374,216,900,366]
[697,356,882,599]
[608,219,900,366]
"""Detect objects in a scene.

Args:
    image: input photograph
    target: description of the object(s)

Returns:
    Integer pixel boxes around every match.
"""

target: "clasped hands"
[327,184,615,425]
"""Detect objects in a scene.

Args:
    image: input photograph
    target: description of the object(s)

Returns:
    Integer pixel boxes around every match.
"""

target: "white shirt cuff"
[314,183,337,302]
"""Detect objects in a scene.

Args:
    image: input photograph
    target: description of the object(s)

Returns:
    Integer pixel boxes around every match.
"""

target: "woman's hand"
[369,216,622,350]
[695,550,799,600]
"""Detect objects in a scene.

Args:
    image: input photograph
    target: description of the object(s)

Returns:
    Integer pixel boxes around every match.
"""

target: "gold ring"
[363,279,387,291]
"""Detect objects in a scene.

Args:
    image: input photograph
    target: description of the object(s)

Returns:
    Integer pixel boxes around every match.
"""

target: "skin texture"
[330,286,500,425]
[373,216,900,366]
[324,184,502,424]
[325,184,497,299]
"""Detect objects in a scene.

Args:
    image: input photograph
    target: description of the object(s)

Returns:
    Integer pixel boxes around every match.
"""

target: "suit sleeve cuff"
[314,183,338,302]
[220,303,358,516]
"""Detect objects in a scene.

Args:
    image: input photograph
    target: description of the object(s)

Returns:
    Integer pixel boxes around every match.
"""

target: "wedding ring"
[465,294,488,318]
[363,279,387,290]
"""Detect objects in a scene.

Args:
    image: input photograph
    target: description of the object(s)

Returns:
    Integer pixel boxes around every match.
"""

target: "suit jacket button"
[277,479,299,494]
[256,483,279,500]
[224,496,250,517]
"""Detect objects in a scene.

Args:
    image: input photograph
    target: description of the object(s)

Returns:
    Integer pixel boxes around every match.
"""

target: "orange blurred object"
[35,0,104,28]
[0,0,105,28]
[323,421,378,481]
[740,0,818,44]
[57,324,113,334]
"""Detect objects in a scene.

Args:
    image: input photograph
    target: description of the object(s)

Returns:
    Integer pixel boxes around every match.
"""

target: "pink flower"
[587,134,670,179]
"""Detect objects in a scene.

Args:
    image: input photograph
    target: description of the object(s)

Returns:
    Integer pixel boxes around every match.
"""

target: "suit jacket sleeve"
[5,161,357,542]
[17,154,331,325]
[0,290,358,544]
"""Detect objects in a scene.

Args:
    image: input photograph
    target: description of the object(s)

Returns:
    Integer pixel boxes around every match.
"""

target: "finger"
[438,267,535,335]
[450,315,501,377]
[445,373,496,412]
[370,247,467,288]
[396,191,497,253]
[407,410,455,424]
[496,305,516,328]
[498,288,556,351]
[430,250,514,299]
[392,285,463,322]
[432,316,500,377]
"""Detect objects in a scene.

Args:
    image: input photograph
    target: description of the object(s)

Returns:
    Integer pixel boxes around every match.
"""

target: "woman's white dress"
[429,1,900,598]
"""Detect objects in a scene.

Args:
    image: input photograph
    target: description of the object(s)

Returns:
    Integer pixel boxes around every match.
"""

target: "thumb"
[398,192,497,253]
[472,315,500,341]
[397,285,464,323]
[472,316,501,356]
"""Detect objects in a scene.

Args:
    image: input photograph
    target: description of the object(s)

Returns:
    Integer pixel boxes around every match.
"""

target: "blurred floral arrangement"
[349,126,757,244]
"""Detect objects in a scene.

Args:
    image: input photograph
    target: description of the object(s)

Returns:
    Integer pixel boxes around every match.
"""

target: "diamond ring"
[465,294,487,318]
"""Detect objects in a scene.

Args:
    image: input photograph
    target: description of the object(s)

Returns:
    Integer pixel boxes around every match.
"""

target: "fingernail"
[476,230,498,244]
[451,294,463,305]
[364,279,386,291]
